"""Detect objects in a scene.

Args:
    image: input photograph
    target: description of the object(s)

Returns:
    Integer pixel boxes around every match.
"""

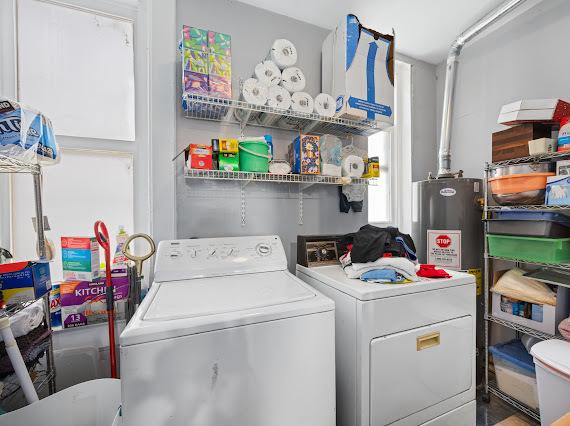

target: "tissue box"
[320,135,342,177]
[183,49,208,74]
[61,237,100,281]
[546,175,570,205]
[0,261,52,306]
[528,138,556,155]
[208,54,231,79]
[208,31,231,56]
[60,272,129,329]
[289,135,320,175]
[187,144,212,170]
[181,25,208,52]
[209,76,232,99]
[183,71,209,95]
[322,14,394,127]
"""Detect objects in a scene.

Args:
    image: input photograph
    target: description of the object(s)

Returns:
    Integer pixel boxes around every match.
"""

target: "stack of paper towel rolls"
[241,38,335,119]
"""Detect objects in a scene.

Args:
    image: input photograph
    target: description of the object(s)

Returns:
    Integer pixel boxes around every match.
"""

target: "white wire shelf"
[184,168,376,185]
[487,380,540,422]
[488,151,570,168]
[485,254,570,272]
[0,154,40,174]
[486,205,570,212]
[486,314,564,341]
[183,93,382,137]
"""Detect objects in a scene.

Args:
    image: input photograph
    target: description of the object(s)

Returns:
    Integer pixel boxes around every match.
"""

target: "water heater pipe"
[437,0,532,177]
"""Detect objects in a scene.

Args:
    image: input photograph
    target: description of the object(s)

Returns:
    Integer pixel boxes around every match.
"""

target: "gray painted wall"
[175,0,369,268]
[435,0,569,178]
[175,0,437,268]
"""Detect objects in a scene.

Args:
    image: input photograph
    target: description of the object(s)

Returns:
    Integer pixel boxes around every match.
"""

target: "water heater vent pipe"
[437,0,531,177]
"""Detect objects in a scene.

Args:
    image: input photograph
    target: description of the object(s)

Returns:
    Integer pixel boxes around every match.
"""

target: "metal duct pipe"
[437,0,530,177]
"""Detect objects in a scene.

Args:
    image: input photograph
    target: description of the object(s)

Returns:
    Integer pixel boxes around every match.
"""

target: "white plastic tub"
[531,340,570,426]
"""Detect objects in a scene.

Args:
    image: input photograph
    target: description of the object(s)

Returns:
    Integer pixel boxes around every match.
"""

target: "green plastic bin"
[487,234,570,263]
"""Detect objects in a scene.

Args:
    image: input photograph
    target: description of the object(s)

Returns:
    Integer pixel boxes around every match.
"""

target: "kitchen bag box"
[61,237,100,281]
[60,272,129,328]
[0,261,52,305]
[322,14,395,128]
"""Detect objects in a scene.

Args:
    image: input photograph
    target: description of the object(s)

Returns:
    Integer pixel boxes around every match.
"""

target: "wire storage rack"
[483,151,570,422]
[183,93,383,137]
[0,155,56,409]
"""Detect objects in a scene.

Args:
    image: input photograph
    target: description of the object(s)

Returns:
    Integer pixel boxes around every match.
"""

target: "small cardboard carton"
[0,261,52,305]
[61,237,100,281]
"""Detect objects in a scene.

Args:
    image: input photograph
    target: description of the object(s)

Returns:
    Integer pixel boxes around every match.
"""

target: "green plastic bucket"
[239,139,270,172]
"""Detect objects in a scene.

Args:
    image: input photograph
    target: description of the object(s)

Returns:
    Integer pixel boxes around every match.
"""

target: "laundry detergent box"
[60,271,129,328]
[61,237,100,281]
[322,14,394,128]
[289,135,320,175]
[0,261,52,306]
[546,175,570,205]
[187,144,213,169]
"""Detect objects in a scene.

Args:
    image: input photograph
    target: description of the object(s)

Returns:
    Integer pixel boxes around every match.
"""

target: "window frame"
[368,59,412,233]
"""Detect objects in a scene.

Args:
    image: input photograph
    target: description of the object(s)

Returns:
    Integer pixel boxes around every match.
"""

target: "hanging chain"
[240,185,246,226]
[298,189,303,225]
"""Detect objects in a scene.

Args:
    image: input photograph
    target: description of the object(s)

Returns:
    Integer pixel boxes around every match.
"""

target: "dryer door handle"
[416,332,440,351]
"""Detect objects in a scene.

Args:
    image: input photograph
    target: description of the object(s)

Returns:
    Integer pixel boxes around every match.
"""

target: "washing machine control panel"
[154,236,287,282]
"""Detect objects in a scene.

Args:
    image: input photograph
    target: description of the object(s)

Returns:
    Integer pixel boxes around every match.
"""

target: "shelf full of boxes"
[179,21,393,225]
[483,98,570,422]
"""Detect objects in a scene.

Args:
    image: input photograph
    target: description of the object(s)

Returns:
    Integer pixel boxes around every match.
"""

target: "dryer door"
[369,316,473,425]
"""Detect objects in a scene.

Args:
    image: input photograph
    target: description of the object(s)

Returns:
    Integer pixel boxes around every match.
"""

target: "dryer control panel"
[154,235,287,282]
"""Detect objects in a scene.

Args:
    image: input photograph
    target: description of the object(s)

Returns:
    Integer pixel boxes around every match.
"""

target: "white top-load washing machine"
[120,236,336,426]
[297,261,476,426]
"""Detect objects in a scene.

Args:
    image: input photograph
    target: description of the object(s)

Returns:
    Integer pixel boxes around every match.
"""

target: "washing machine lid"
[120,270,334,346]
[531,340,570,378]
[296,264,474,300]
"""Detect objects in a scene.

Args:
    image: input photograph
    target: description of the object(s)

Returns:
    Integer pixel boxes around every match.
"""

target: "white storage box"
[490,340,539,410]
[322,14,394,128]
[491,283,570,335]
[531,340,570,426]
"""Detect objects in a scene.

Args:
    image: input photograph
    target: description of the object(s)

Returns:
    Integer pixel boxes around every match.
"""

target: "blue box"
[0,261,52,305]
[288,135,320,175]
[546,175,570,205]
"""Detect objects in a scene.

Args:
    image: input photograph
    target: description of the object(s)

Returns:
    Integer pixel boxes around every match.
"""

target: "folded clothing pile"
[338,225,419,284]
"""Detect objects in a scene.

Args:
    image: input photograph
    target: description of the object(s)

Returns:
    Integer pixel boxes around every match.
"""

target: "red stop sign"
[436,235,451,248]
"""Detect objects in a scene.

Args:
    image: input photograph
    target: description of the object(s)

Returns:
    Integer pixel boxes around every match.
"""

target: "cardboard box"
[491,270,570,335]
[187,144,212,170]
[61,237,100,281]
[60,272,129,329]
[0,261,52,305]
[498,98,570,126]
[546,175,570,205]
[289,135,320,175]
[322,14,394,128]
[492,123,551,162]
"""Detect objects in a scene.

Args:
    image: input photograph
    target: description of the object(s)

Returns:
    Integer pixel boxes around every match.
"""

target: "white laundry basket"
[531,340,570,426]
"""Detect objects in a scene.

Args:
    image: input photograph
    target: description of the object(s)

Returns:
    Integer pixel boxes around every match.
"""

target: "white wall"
[435,0,569,178]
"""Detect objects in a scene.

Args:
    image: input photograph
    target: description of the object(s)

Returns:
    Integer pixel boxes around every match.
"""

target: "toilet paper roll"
[267,39,298,70]
[314,93,336,117]
[266,85,292,110]
[241,78,268,106]
[342,155,365,178]
[280,67,306,93]
[291,92,314,114]
[254,60,282,87]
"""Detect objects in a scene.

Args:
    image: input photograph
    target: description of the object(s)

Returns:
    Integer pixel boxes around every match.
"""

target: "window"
[368,60,412,233]
[17,0,135,141]
[11,150,134,281]
[7,0,139,281]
